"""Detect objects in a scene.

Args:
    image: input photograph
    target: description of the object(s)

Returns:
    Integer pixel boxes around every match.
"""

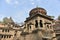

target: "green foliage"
[51,16,54,18]
[58,15,60,20]
[3,17,8,24]
[3,17,14,24]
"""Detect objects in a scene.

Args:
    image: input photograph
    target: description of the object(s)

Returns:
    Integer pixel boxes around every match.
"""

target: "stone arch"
[56,36,60,40]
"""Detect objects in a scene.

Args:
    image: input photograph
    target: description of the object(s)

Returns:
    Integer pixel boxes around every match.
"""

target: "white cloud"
[37,0,40,1]
[5,0,19,8]
[5,0,19,5]
[14,1,19,8]
[5,0,12,4]
[30,0,34,1]
[31,2,35,5]
[14,1,19,5]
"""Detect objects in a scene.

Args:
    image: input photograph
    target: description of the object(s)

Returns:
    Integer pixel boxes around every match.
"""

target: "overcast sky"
[0,0,60,23]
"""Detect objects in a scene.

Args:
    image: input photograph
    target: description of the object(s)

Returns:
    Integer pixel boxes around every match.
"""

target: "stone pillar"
[38,20,40,29]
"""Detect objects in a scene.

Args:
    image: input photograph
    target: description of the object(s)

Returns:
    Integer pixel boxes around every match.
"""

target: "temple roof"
[29,7,47,16]
[25,13,53,22]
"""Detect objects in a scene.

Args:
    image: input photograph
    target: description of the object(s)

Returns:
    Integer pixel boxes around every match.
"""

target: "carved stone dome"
[29,7,47,16]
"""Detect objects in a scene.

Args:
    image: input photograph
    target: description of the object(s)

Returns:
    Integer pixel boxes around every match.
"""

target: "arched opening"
[27,24,29,31]
[40,20,43,27]
[30,26,31,29]
[35,20,38,28]
[42,38,48,40]
[47,25,49,28]
[57,36,60,40]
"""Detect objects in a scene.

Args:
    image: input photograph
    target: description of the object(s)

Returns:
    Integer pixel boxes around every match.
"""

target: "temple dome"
[29,7,47,16]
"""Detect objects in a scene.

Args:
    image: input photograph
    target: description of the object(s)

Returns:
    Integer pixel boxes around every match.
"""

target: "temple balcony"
[31,28,45,33]
[42,34,53,39]
[47,29,54,32]
[20,31,29,36]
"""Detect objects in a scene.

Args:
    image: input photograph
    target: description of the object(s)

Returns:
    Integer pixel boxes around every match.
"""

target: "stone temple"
[0,7,57,40]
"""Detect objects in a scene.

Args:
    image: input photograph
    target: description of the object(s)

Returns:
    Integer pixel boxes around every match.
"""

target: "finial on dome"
[36,5,40,8]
